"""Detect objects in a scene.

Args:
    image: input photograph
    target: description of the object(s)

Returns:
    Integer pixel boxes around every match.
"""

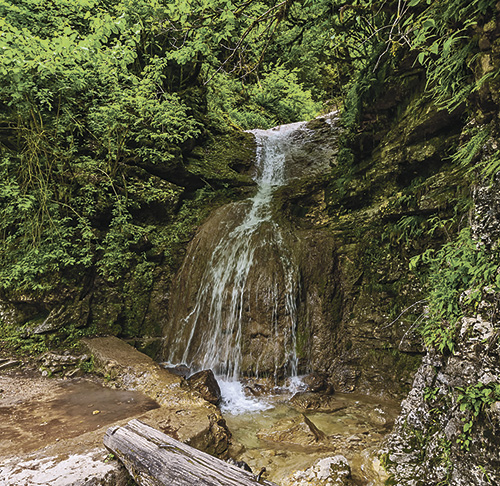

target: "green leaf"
[423,18,436,29]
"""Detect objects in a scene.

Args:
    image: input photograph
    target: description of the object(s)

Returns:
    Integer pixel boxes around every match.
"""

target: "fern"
[411,228,500,353]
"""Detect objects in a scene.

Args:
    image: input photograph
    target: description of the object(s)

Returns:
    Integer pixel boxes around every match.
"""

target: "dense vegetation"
[0,0,327,299]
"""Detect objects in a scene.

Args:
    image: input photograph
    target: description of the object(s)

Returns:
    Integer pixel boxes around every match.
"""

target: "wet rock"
[162,121,339,380]
[193,412,232,456]
[187,369,222,405]
[302,372,333,393]
[242,377,274,396]
[244,383,267,396]
[162,196,309,377]
[226,457,253,473]
[290,392,345,412]
[163,363,191,378]
[82,337,232,457]
[283,455,354,486]
[257,414,326,447]
[303,414,327,442]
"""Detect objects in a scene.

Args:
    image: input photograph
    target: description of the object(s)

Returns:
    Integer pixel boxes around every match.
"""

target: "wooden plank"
[104,419,277,486]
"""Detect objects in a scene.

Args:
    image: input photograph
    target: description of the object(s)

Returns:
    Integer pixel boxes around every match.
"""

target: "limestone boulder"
[383,311,500,485]
[282,456,354,486]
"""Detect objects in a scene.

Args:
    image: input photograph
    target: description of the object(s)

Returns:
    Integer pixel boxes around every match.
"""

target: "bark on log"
[104,419,278,486]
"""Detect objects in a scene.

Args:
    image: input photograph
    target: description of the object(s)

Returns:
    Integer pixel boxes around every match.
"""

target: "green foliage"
[0,0,205,293]
[411,7,478,111]
[452,126,491,170]
[451,125,500,181]
[79,354,95,373]
[368,0,498,112]
[456,381,500,451]
[423,386,440,402]
[330,0,499,159]
[410,228,500,353]
[0,320,47,355]
[383,215,426,246]
[0,0,338,299]
[208,67,321,130]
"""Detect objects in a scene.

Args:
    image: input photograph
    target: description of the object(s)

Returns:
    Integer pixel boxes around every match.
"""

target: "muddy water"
[224,392,400,485]
[0,372,159,456]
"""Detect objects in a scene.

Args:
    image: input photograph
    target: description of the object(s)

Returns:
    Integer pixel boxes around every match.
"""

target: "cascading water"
[163,115,338,410]
[166,121,307,382]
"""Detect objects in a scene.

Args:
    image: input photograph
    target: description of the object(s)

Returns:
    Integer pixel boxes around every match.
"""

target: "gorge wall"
[162,86,467,399]
[378,17,500,486]
[271,95,465,397]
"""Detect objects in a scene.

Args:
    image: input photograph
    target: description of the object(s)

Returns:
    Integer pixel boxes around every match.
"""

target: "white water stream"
[163,115,340,412]
[168,122,309,395]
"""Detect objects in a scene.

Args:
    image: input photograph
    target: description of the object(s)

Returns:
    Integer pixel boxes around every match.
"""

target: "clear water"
[223,390,400,485]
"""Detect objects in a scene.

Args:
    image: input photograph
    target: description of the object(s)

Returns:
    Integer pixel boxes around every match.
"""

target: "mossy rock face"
[186,131,256,187]
[270,79,468,397]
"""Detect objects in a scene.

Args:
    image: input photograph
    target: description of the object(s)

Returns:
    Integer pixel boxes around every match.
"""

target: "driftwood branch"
[104,419,278,486]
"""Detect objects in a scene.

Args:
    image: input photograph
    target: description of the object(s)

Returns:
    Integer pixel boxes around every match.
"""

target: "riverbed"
[220,380,400,485]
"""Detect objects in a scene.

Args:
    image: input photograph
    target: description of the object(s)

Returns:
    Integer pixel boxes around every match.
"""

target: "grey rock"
[383,311,500,486]
[283,455,354,486]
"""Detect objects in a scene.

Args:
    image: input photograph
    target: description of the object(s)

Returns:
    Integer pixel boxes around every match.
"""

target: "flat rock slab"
[81,337,231,456]
[0,339,232,485]
[104,419,278,486]
[0,373,159,457]
[81,337,188,406]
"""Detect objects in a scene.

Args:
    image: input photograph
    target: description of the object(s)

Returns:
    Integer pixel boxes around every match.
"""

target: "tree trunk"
[104,419,277,486]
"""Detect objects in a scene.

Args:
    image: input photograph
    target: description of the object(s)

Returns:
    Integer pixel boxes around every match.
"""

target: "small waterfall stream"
[163,114,340,415]
[166,121,308,382]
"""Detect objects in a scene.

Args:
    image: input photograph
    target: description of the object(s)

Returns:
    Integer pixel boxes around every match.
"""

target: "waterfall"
[163,116,337,384]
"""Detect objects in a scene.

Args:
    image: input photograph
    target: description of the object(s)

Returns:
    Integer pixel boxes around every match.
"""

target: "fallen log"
[104,419,278,486]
